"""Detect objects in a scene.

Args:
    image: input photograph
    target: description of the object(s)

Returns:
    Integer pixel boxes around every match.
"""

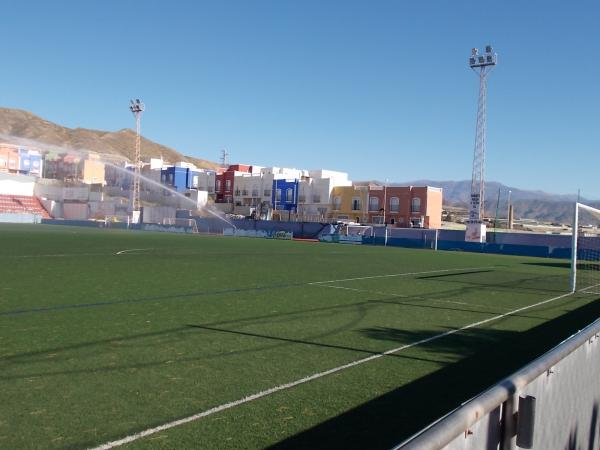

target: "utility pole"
[507,189,512,229]
[465,45,497,242]
[129,99,145,223]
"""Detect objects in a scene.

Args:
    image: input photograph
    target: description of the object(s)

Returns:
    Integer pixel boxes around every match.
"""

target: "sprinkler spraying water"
[0,133,237,231]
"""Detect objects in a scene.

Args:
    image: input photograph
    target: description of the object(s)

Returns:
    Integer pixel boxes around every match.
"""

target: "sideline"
[89,290,574,449]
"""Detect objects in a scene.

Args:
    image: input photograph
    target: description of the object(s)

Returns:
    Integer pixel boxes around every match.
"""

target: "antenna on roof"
[220,149,229,167]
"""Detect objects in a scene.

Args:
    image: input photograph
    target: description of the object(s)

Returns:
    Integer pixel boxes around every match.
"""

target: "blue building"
[187,170,201,189]
[17,149,42,176]
[161,167,190,192]
[272,179,299,212]
[161,167,204,192]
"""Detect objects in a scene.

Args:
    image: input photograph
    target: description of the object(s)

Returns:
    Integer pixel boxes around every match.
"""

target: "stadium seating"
[0,194,52,218]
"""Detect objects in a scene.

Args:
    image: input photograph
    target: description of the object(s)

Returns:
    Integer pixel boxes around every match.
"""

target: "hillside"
[400,179,600,223]
[0,107,220,170]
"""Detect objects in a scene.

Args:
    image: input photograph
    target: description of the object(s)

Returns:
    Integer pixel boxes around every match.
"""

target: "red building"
[215,164,252,203]
[366,185,442,228]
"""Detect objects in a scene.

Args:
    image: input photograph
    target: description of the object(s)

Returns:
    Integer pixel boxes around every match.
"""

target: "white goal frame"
[571,202,600,293]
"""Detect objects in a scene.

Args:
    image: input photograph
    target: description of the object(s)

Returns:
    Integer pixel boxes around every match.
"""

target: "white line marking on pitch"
[3,253,106,258]
[313,283,492,309]
[115,248,153,255]
[308,266,495,285]
[89,288,572,450]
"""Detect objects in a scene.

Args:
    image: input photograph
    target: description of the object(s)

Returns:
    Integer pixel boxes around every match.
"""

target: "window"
[369,196,379,211]
[411,197,421,213]
[264,189,271,197]
[390,197,399,212]
[298,195,306,203]
[352,197,361,211]
[216,180,222,191]
[333,196,342,210]
[276,189,282,201]
[242,189,248,196]
[234,189,240,196]
[286,188,294,202]
[225,180,231,191]
[252,189,258,197]
[312,195,321,203]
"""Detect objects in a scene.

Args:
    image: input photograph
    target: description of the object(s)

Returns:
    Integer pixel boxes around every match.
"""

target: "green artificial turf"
[0,223,597,449]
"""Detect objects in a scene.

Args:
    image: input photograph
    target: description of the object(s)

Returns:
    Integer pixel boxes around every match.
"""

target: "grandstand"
[0,194,51,219]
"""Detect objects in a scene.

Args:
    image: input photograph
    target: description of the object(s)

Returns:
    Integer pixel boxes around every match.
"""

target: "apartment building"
[297,170,352,220]
[366,185,442,228]
[328,185,370,223]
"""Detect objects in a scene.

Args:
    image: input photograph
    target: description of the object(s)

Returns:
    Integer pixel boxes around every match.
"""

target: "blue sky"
[1,1,599,197]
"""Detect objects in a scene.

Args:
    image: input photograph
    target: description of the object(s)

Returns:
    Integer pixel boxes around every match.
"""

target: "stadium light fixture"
[469,44,497,69]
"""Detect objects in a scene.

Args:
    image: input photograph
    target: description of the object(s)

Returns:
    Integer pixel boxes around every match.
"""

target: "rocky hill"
[0,107,220,170]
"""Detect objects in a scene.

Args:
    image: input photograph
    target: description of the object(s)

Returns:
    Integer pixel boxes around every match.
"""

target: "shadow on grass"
[268,298,600,450]
[417,270,568,295]
[522,261,571,269]
[2,289,556,380]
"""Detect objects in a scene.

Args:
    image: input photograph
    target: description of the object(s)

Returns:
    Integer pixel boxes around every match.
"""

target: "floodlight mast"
[129,99,145,222]
[465,45,497,242]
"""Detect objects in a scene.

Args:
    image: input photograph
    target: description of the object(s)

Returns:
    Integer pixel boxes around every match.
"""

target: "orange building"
[366,185,442,229]
[0,145,19,173]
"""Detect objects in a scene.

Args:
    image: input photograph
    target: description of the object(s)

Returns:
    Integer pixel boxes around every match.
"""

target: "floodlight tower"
[129,98,145,223]
[465,45,497,242]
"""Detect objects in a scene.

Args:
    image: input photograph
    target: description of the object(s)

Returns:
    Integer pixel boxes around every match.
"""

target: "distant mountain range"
[401,180,600,223]
[0,107,219,170]
[1,107,596,223]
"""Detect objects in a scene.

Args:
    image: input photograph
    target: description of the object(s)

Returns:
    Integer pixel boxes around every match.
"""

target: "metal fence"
[394,317,600,450]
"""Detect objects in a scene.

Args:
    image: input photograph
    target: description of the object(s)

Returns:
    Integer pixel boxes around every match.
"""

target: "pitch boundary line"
[90,290,573,449]
[312,283,493,309]
[309,266,496,285]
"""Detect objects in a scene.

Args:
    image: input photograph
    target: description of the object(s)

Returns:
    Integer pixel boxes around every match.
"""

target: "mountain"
[0,107,220,170]
[399,179,600,223]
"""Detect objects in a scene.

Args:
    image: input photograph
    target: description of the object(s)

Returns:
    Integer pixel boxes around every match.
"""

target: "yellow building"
[82,156,105,185]
[328,185,370,222]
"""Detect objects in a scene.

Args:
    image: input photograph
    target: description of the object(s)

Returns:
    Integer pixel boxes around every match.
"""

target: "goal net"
[571,202,600,293]
[345,224,374,237]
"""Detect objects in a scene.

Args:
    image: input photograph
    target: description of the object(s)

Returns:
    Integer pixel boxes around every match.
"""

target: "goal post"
[345,224,374,237]
[571,202,600,293]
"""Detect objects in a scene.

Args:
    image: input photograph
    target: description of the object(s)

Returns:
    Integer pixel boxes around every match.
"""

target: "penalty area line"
[308,265,497,285]
[89,289,573,450]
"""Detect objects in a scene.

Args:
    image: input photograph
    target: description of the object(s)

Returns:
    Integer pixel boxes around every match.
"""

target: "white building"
[194,170,216,195]
[228,166,304,216]
[297,170,352,219]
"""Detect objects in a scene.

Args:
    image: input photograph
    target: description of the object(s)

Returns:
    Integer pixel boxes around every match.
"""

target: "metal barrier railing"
[394,316,600,450]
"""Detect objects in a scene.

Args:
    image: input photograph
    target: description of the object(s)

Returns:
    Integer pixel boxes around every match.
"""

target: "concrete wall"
[63,203,89,220]
[40,199,63,218]
[35,179,90,202]
[0,212,41,223]
[141,206,177,224]
[0,172,35,196]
